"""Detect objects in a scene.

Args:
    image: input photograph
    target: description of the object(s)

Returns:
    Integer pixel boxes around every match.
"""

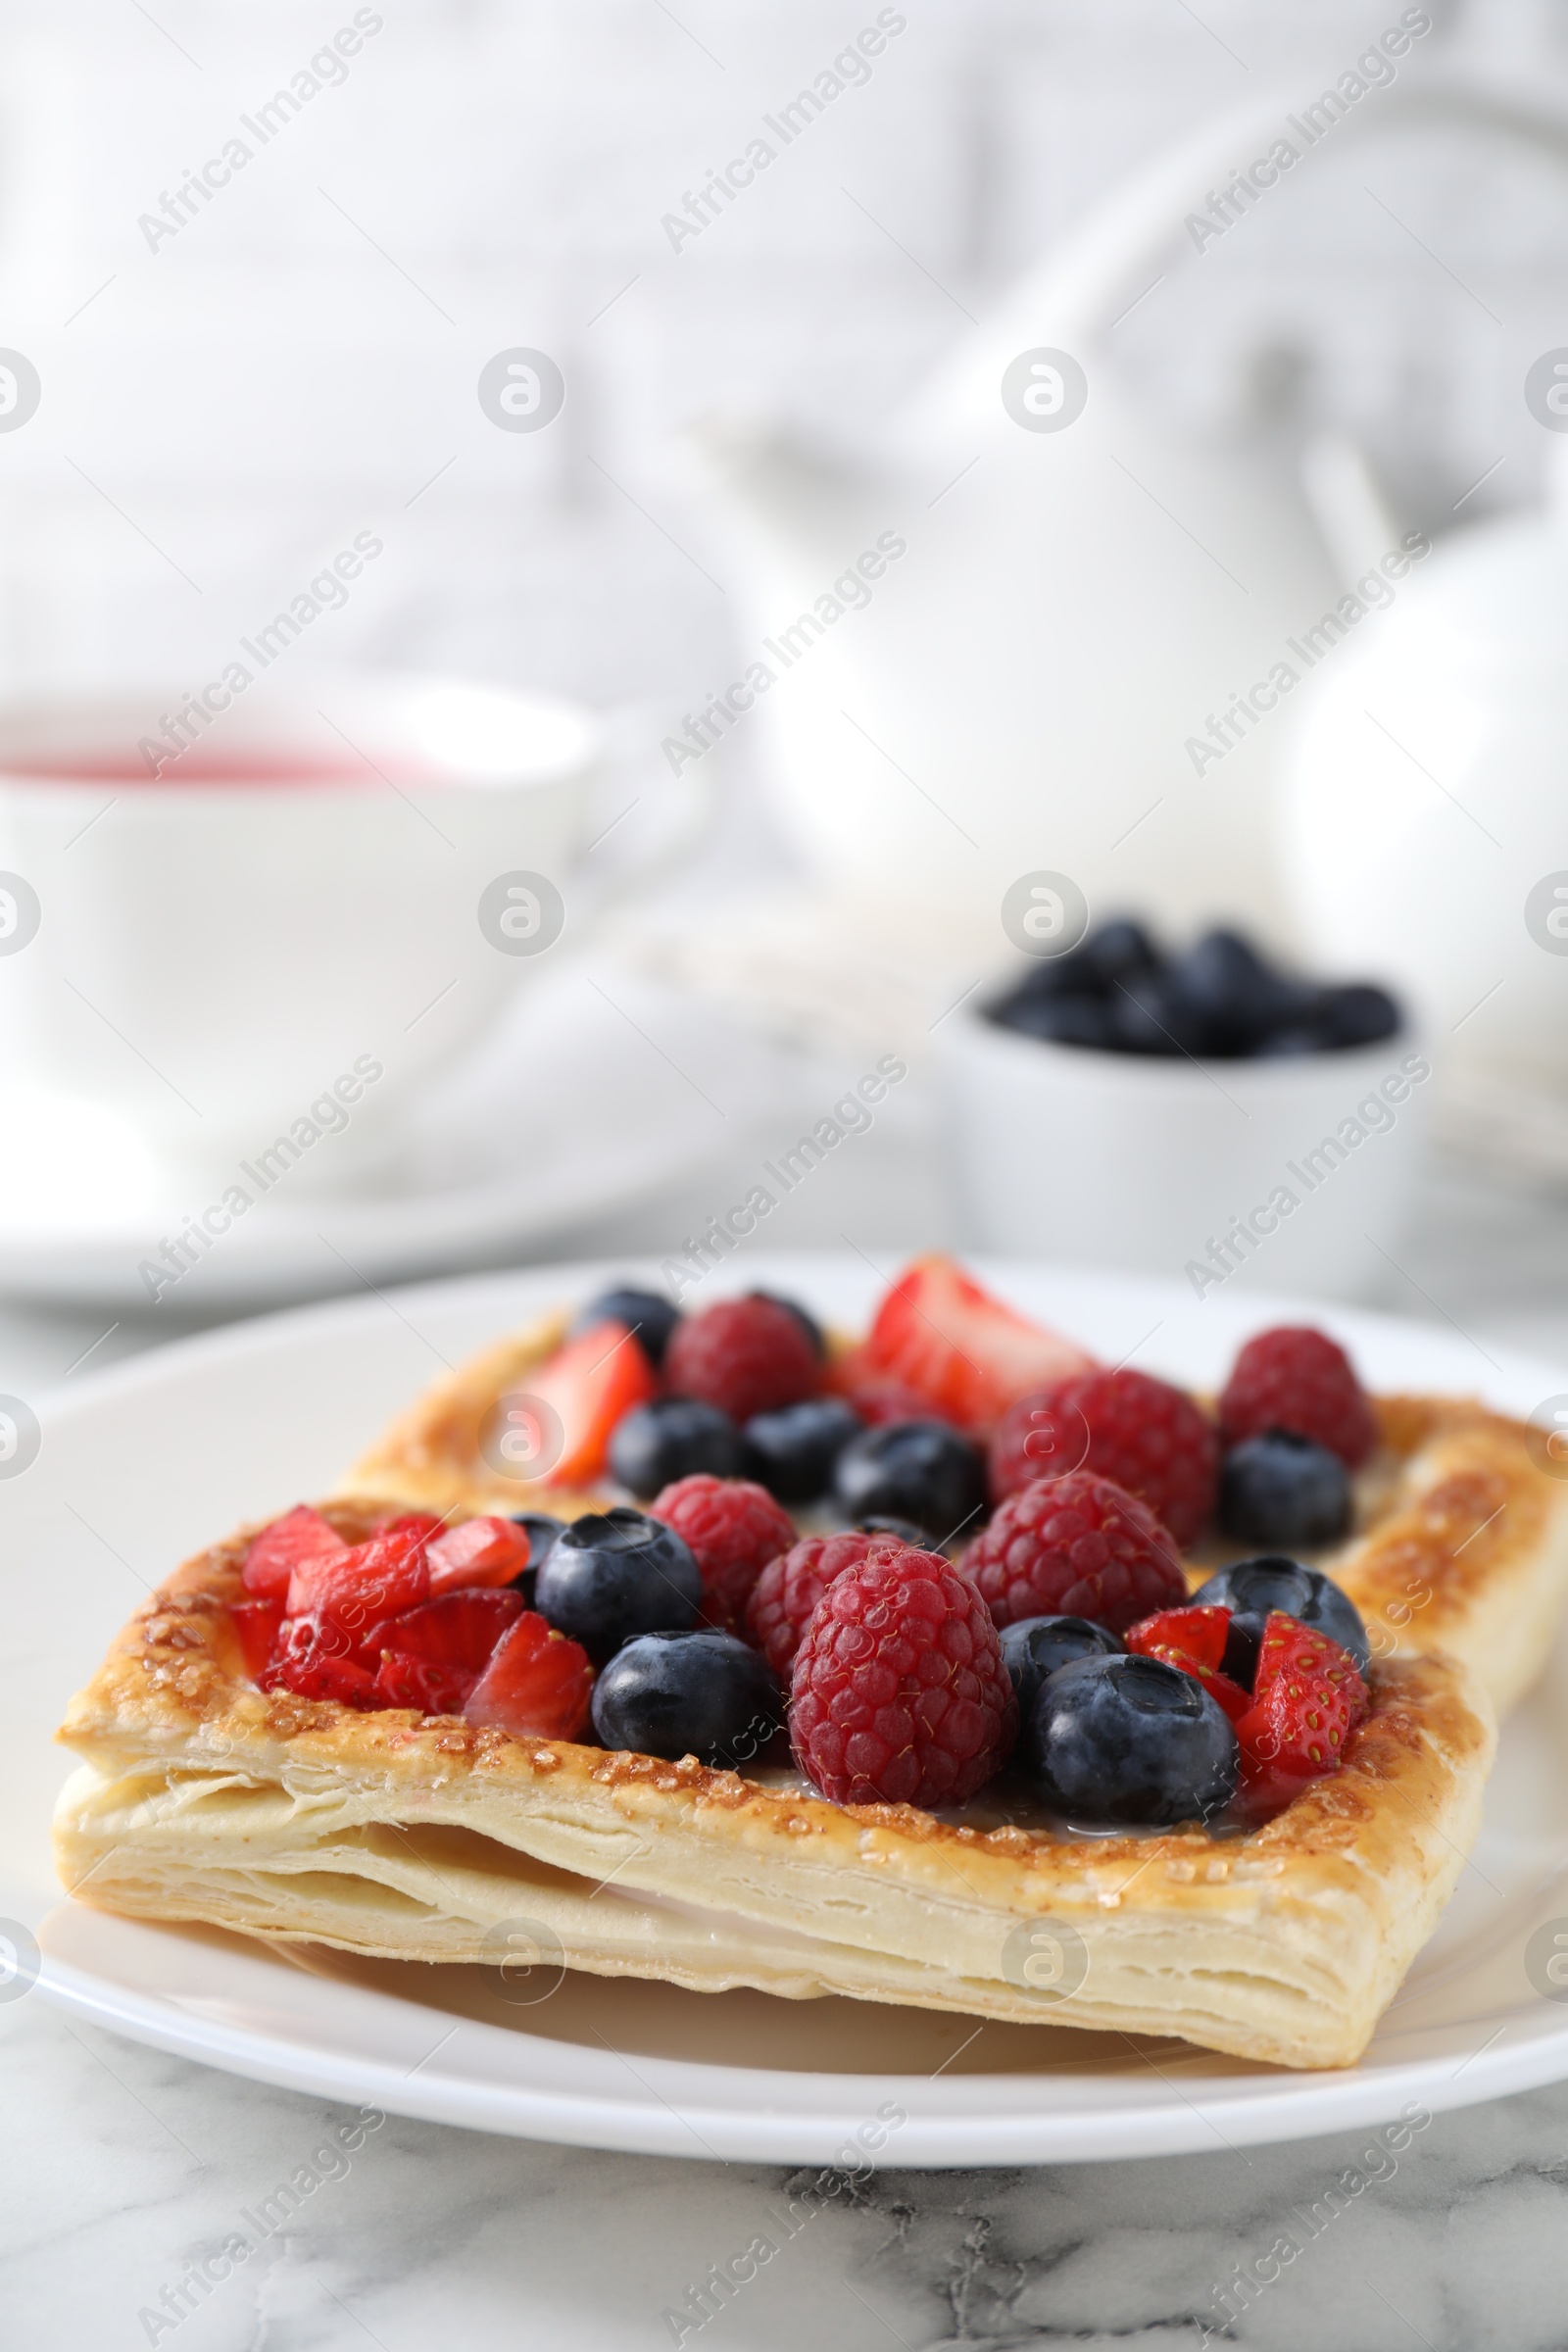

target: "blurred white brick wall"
[0,0,1563,731]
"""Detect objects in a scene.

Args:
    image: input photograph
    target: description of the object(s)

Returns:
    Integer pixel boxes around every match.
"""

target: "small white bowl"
[937,997,1431,1302]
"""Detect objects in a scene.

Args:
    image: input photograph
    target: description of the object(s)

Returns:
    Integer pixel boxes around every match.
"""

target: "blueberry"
[833,1419,987,1543]
[745,1396,862,1503]
[1081,917,1159,989]
[570,1284,681,1367]
[1001,942,1105,1003]
[995,994,1117,1049]
[591,1630,784,1768]
[753,1290,826,1359]
[1164,928,1289,1054]
[999,1615,1123,1720]
[1109,972,1209,1056]
[507,1510,567,1607]
[1253,1025,1323,1059]
[1219,1430,1352,1549]
[1220,1608,1267,1691]
[610,1396,746,1498]
[534,1507,703,1662]
[1313,982,1401,1050]
[1023,1652,1238,1827]
[853,1512,938,1548]
[1191,1553,1369,1673]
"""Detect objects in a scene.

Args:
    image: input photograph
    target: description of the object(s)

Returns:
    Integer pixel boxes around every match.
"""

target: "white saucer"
[13,1253,1568,2162]
[0,966,801,1309]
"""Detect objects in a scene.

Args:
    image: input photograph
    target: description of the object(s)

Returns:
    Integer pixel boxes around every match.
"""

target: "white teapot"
[685,74,1568,950]
[1279,445,1568,1086]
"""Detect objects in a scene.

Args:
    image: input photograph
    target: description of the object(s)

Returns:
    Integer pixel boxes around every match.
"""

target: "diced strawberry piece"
[859,1255,1096,1434]
[1139,1642,1252,1723]
[425,1515,531,1596]
[465,1609,595,1740]
[259,1614,379,1708]
[376,1589,523,1678]
[527,1319,659,1487]
[240,1504,348,1600]
[1125,1604,1232,1675]
[380,1512,446,1544]
[369,1588,525,1713]
[372,1651,472,1714]
[1234,1611,1369,1814]
[230,1595,284,1679]
[287,1520,430,1639]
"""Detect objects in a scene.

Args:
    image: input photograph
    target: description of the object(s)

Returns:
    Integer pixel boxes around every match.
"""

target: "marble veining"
[5,1991,1568,2350]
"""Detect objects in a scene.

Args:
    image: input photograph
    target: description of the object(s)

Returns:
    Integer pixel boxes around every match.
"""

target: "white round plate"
[10,1254,1568,2164]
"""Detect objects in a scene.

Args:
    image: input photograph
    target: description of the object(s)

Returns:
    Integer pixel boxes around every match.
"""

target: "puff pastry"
[57,1299,1559,2070]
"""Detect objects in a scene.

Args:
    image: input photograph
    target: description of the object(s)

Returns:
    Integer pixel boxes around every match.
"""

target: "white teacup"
[0,675,636,1188]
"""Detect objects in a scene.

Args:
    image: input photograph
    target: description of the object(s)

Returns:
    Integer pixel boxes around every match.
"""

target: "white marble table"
[7,1137,1568,2350]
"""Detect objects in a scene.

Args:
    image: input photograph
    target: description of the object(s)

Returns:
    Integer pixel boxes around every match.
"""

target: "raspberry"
[650,1474,797,1635]
[1219,1327,1376,1468]
[960,1471,1188,1633]
[663,1296,820,1424]
[1234,1611,1368,1813]
[790,1545,1016,1807]
[990,1369,1218,1546]
[744,1530,903,1676]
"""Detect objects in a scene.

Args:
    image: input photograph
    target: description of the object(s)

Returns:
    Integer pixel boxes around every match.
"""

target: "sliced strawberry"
[1125,1604,1232,1675]
[527,1318,659,1487]
[464,1609,594,1740]
[858,1255,1096,1434]
[1140,1642,1251,1723]
[370,1588,525,1713]
[1234,1611,1368,1814]
[240,1504,348,1600]
[259,1614,379,1708]
[287,1519,431,1640]
[230,1595,285,1679]
[425,1515,531,1596]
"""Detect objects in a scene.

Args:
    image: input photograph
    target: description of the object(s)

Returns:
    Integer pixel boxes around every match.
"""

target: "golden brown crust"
[342,1309,607,1523]
[55,1302,1553,2071]
[1330,1396,1568,1716]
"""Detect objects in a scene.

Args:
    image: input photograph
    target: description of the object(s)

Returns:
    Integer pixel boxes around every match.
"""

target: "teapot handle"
[907,69,1568,429]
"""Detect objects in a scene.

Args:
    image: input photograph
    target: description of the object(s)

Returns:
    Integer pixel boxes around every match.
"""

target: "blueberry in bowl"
[984,914,1401,1063]
[744,1396,862,1503]
[999,1614,1123,1720]
[832,1418,987,1544]
[1191,1554,1370,1674]
[1023,1651,1239,1827]
[592,1630,784,1767]
[1219,1430,1352,1549]
[610,1396,747,1498]
[534,1507,703,1662]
